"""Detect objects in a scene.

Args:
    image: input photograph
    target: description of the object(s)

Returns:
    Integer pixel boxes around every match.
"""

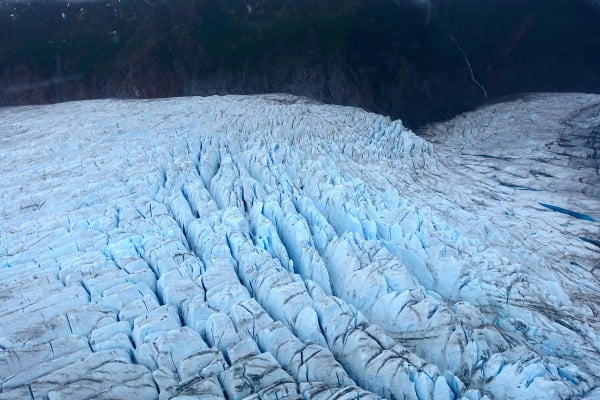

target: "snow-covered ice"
[0,93,598,399]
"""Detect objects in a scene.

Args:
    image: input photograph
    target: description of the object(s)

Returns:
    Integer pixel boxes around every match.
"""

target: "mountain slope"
[1,0,599,128]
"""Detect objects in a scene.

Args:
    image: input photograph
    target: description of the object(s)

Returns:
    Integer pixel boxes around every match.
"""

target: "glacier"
[0,93,598,399]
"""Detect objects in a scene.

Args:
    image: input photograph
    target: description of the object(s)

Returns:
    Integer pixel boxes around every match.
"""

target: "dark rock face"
[1,0,599,128]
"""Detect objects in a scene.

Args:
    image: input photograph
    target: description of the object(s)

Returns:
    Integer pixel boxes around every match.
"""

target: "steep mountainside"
[1,0,599,128]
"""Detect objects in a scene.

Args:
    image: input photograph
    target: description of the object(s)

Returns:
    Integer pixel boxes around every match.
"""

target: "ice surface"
[0,93,598,399]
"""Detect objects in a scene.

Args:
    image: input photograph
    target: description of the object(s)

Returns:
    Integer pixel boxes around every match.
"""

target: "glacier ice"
[0,93,598,399]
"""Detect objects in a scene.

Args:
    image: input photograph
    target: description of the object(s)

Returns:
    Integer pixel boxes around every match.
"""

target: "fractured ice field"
[0,93,598,399]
